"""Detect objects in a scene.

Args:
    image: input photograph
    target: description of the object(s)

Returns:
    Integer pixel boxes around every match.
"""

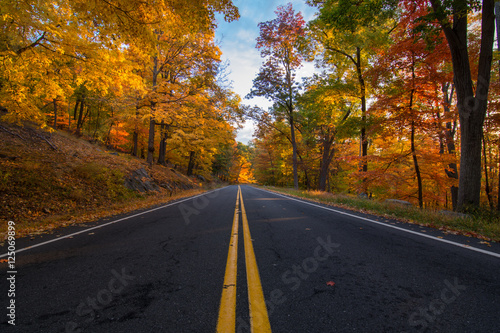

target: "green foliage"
[0,159,63,198]
[309,0,398,32]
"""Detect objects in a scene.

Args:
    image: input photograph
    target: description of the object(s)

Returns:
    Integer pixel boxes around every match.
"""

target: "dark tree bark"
[146,115,155,165]
[105,107,114,146]
[187,151,196,176]
[93,105,100,139]
[147,56,160,166]
[498,141,500,211]
[289,111,299,189]
[157,122,169,165]
[356,47,369,182]
[296,151,310,190]
[72,99,80,129]
[409,53,423,208]
[52,99,57,129]
[76,97,85,135]
[411,120,424,208]
[495,1,500,211]
[483,135,494,209]
[439,83,459,210]
[430,0,495,211]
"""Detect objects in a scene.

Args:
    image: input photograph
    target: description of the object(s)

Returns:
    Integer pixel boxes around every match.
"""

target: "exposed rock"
[124,168,160,193]
[358,193,369,199]
[439,210,469,219]
[385,199,413,207]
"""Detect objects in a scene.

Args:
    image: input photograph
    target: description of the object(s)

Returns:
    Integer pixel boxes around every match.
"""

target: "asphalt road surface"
[1,185,499,332]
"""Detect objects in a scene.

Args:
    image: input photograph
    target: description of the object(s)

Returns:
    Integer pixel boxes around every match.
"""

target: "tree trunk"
[105,107,114,146]
[495,1,500,211]
[73,99,79,122]
[498,141,500,211]
[483,135,494,209]
[132,131,138,157]
[187,151,196,176]
[318,135,335,192]
[158,122,168,165]
[410,56,423,208]
[356,47,369,194]
[289,113,299,189]
[76,97,85,135]
[441,83,459,211]
[93,105,100,139]
[411,120,424,208]
[52,99,57,129]
[295,149,311,190]
[431,0,495,211]
[147,115,155,165]
[147,56,160,166]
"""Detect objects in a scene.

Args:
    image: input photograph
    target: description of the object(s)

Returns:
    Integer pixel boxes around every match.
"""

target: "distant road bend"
[1,185,499,332]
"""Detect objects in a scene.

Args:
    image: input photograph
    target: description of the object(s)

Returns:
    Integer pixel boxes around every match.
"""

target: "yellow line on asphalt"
[240,187,272,333]
[216,186,241,332]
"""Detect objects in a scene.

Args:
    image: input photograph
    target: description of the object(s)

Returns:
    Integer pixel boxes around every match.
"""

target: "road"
[1,185,499,332]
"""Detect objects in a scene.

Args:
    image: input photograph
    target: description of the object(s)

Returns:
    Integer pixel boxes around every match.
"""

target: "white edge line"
[254,187,500,259]
[0,187,227,259]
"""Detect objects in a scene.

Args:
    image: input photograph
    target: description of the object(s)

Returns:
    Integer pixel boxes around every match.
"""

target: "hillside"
[0,122,209,240]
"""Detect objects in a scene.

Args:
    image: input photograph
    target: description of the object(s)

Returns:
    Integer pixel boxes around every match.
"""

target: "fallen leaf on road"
[0,259,8,263]
[326,281,335,286]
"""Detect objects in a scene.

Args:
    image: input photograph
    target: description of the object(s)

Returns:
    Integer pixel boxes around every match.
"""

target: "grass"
[6,186,210,241]
[258,186,500,243]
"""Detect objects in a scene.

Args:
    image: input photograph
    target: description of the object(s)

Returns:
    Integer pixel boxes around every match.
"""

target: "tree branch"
[0,125,25,140]
[15,32,46,55]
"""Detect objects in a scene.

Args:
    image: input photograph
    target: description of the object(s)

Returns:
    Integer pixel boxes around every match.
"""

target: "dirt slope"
[0,122,205,240]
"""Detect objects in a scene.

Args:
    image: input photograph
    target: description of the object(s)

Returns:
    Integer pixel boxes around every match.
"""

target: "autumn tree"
[138,29,223,165]
[367,0,457,208]
[426,0,495,211]
[0,0,239,126]
[252,120,294,186]
[248,3,305,189]
[306,0,396,194]
[298,76,355,191]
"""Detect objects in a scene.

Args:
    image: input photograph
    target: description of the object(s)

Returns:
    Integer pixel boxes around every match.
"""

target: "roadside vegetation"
[260,186,500,243]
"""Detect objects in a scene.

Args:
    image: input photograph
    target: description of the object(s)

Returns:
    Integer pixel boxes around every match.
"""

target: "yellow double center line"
[217,186,272,333]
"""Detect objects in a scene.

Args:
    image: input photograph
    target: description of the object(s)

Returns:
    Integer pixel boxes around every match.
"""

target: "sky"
[215,0,319,145]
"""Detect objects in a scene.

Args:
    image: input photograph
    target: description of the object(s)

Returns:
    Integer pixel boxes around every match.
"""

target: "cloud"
[216,0,319,144]
[236,120,256,144]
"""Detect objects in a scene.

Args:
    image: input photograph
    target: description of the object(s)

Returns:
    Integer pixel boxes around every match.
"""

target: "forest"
[0,0,499,214]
